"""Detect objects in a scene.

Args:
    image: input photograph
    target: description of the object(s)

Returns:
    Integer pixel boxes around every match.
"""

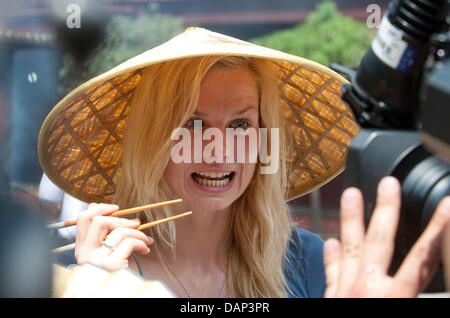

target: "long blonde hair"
[113,55,293,297]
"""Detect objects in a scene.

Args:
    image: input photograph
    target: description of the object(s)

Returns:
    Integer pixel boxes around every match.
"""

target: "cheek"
[164,160,187,191]
[232,127,260,163]
[163,162,175,190]
[240,163,257,188]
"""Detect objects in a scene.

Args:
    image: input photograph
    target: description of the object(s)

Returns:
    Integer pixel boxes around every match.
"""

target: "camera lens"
[390,146,450,291]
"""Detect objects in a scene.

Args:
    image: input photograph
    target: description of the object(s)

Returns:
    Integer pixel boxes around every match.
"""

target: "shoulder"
[291,227,324,252]
[283,227,326,298]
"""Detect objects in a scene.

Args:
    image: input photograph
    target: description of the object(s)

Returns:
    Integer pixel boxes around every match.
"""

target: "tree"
[250,1,373,69]
[59,5,184,95]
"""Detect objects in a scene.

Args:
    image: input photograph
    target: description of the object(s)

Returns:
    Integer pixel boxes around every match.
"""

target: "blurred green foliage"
[59,5,184,95]
[250,0,373,69]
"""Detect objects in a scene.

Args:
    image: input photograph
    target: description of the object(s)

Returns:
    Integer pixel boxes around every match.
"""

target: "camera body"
[344,129,449,291]
[332,0,450,292]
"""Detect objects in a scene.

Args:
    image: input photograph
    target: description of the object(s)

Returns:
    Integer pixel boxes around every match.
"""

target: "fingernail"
[324,240,334,254]
[438,196,450,217]
[324,238,338,254]
[128,218,140,225]
[378,177,398,195]
[342,188,358,208]
[101,203,119,211]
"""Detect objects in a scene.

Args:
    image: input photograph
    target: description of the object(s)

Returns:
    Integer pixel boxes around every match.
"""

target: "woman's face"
[164,67,259,213]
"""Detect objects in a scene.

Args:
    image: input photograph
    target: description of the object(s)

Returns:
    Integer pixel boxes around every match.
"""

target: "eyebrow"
[193,106,258,117]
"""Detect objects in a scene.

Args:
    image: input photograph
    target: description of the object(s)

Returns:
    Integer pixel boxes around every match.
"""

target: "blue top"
[283,227,326,298]
[129,226,327,298]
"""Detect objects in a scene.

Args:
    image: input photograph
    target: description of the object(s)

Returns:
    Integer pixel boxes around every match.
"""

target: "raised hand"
[324,176,450,297]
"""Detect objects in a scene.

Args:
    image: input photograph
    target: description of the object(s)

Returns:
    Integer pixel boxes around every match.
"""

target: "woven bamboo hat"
[38,27,360,204]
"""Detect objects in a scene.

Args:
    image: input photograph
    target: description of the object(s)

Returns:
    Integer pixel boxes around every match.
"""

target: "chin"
[191,196,236,213]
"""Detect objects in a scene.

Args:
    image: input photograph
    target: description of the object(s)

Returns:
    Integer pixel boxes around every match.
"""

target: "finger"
[394,196,450,297]
[76,203,119,250]
[83,215,140,253]
[111,237,151,261]
[360,177,401,274]
[323,238,342,297]
[443,222,450,290]
[75,203,119,258]
[336,187,365,295]
[103,227,153,252]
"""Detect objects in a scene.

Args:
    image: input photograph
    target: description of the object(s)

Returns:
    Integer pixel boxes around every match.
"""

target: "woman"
[39,28,450,297]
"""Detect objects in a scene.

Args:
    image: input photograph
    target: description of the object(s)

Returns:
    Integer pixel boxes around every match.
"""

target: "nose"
[202,126,233,164]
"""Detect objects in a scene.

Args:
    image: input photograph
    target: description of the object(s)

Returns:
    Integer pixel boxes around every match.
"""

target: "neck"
[166,203,232,267]
[131,203,233,297]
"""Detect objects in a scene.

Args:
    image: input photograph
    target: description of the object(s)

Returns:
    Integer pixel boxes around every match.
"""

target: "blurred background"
[0,0,390,259]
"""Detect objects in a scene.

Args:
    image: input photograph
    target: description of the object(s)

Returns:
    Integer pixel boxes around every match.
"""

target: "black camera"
[332,0,450,292]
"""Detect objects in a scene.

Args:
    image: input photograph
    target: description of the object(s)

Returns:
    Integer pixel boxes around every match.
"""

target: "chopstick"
[52,243,76,255]
[51,210,192,254]
[135,211,192,231]
[47,199,183,230]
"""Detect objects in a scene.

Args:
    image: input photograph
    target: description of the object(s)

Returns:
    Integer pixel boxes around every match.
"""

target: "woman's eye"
[230,120,250,129]
[186,119,203,128]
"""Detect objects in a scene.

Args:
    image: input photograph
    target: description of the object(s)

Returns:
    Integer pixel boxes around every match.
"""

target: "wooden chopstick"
[136,211,192,231]
[51,210,192,254]
[47,199,183,230]
[52,243,76,255]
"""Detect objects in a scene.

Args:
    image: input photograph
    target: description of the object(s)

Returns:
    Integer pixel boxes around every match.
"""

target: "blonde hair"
[113,55,293,297]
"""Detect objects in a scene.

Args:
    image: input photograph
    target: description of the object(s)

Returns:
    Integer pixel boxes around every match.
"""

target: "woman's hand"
[324,176,450,297]
[74,203,153,271]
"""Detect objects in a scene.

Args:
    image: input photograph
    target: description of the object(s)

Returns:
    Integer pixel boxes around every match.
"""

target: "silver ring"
[101,240,115,251]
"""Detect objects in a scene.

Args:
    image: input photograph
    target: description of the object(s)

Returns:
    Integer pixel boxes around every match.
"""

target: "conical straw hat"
[38,27,360,203]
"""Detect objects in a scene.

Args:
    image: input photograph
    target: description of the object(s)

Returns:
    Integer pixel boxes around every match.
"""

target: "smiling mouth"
[191,171,235,187]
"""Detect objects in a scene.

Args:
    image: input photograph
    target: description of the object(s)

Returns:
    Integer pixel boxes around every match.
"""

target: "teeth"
[194,176,231,187]
[197,172,231,178]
